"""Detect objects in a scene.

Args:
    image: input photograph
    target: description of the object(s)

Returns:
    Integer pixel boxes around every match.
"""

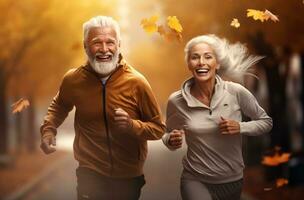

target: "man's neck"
[100,75,109,85]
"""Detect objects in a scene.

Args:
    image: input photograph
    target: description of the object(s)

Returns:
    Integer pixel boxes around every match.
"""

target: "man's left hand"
[114,108,133,130]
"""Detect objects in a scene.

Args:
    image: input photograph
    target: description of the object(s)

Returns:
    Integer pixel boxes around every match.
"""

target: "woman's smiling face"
[187,42,219,82]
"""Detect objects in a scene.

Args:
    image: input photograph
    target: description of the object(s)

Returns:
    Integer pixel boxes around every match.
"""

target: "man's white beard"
[87,50,120,76]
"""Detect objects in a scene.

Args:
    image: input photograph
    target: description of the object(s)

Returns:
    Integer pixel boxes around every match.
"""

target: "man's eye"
[107,41,115,45]
[92,41,101,45]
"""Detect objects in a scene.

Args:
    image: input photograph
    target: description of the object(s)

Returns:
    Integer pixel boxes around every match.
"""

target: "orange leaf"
[157,25,166,36]
[157,25,183,43]
[276,178,288,187]
[11,98,30,114]
[167,16,183,33]
[264,9,279,22]
[140,15,159,34]
[247,9,267,22]
[277,153,291,163]
[247,9,279,23]
[141,15,183,43]
[230,18,240,28]
[262,152,291,166]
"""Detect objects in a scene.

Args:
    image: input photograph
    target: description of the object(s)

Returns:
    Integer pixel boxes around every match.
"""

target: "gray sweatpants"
[181,178,243,200]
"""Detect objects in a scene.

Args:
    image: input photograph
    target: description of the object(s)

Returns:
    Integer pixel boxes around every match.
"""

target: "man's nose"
[99,43,108,53]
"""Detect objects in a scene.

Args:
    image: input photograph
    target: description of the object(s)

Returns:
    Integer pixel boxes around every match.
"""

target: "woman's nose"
[199,57,206,65]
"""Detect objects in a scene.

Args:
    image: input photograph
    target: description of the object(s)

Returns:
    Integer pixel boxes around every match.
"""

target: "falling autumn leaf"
[247,9,279,23]
[158,25,182,42]
[263,178,288,191]
[264,9,279,22]
[141,15,183,42]
[157,25,166,36]
[165,31,183,42]
[276,178,288,188]
[140,15,159,34]
[247,9,267,22]
[230,18,240,28]
[11,98,30,114]
[262,152,291,166]
[167,16,183,33]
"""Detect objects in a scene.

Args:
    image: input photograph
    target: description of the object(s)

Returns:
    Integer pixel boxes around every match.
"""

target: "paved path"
[20,154,77,200]
[19,133,254,200]
[19,133,185,200]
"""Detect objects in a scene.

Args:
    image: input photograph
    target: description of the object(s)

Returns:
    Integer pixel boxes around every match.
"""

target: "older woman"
[162,34,273,200]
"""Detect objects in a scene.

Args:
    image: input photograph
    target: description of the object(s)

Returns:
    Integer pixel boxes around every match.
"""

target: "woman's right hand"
[168,129,184,149]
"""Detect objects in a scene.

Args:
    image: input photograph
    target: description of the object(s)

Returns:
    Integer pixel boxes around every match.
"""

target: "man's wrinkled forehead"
[87,26,118,42]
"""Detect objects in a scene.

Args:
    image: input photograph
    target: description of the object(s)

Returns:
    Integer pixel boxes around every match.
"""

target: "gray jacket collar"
[181,75,225,109]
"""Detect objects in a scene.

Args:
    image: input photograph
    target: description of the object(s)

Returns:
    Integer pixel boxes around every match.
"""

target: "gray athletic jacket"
[163,75,272,184]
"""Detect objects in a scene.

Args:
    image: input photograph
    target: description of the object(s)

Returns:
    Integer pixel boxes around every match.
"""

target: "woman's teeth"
[196,68,209,74]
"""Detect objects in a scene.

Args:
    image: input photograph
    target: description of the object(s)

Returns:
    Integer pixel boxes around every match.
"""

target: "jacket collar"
[181,75,225,109]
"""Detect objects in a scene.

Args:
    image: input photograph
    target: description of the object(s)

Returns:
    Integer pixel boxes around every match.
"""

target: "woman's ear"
[216,64,220,70]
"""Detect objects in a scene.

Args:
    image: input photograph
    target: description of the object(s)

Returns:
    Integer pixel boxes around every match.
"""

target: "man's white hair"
[83,16,121,42]
[184,34,264,82]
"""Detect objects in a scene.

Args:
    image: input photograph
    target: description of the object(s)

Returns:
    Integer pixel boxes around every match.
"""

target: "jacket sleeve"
[162,96,184,150]
[40,73,74,137]
[237,84,273,136]
[129,78,166,140]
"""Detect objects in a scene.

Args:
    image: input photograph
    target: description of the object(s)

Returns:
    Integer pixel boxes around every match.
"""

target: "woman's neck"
[190,77,216,106]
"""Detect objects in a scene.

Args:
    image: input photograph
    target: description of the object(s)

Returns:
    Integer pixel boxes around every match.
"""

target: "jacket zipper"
[102,82,114,176]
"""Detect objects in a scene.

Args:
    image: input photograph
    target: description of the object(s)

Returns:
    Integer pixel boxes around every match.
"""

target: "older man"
[40,16,165,200]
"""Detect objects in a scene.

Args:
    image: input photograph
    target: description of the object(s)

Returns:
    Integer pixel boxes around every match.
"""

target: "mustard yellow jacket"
[41,56,165,178]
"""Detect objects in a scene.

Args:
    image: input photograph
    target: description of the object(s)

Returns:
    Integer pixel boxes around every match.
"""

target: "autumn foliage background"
[0,0,304,199]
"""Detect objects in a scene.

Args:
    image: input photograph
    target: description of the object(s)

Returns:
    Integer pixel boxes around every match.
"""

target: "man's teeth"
[96,55,111,59]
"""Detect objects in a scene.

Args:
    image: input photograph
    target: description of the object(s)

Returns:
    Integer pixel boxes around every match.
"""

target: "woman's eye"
[191,56,199,60]
[205,55,212,59]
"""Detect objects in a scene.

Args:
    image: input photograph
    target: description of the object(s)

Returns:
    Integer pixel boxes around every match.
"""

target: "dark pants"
[181,178,243,200]
[76,167,145,200]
